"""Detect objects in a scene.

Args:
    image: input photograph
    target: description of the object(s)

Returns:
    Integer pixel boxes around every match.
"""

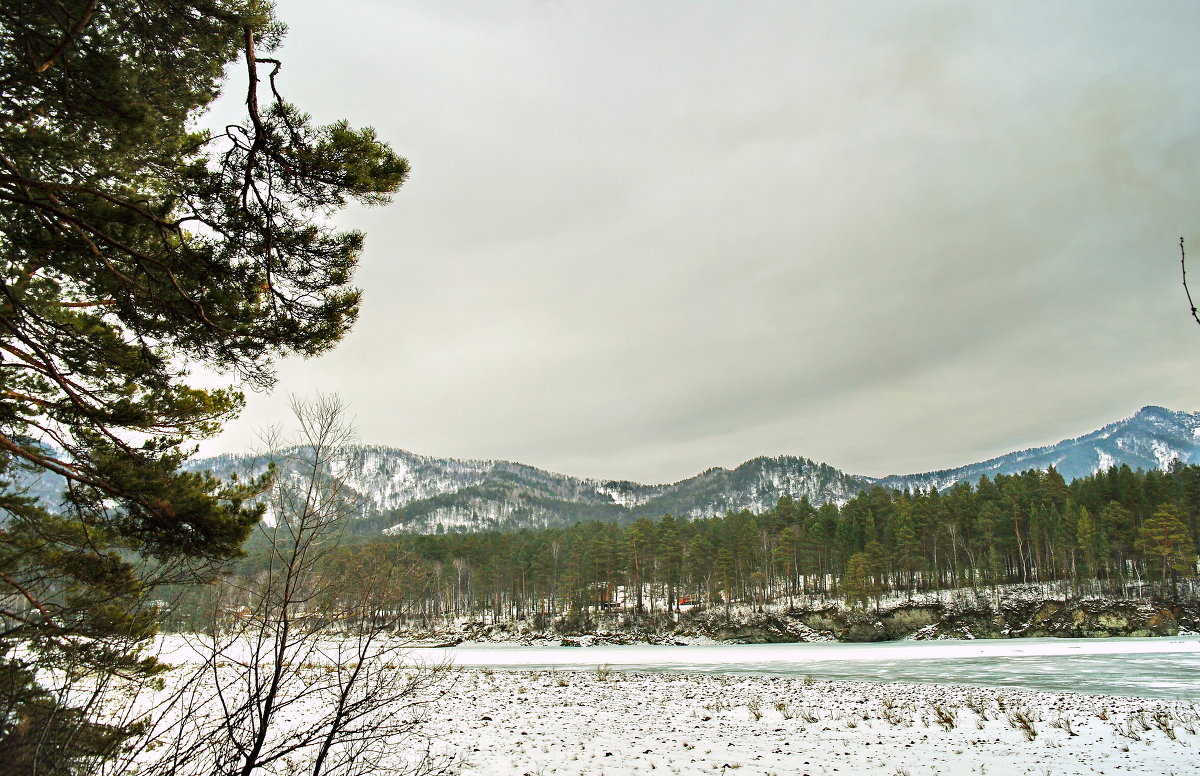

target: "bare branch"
[1181,237,1200,326]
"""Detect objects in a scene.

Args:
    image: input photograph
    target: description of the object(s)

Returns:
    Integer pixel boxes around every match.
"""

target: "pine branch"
[34,0,99,73]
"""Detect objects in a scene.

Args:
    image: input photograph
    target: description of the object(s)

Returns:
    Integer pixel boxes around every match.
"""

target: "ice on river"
[444,635,1200,699]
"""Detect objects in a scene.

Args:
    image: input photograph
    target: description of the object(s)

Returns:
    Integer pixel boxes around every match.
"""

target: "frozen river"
[443,635,1200,699]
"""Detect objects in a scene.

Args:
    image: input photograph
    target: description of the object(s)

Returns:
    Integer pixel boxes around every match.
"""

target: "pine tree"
[1136,503,1198,590]
[1075,505,1104,581]
[842,551,879,609]
[715,546,734,615]
[975,500,1005,586]
[772,525,800,602]
[1099,501,1135,581]
[656,515,682,612]
[889,500,922,593]
[0,2,406,770]
[625,518,658,612]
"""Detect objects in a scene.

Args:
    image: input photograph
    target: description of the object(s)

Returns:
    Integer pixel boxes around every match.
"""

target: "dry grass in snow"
[434,669,1199,776]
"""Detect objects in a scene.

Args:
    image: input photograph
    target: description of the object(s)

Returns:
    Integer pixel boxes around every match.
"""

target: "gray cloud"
[199,0,1200,483]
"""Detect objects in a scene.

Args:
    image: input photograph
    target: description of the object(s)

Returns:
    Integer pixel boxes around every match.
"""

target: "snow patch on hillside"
[1152,440,1180,470]
[589,481,656,508]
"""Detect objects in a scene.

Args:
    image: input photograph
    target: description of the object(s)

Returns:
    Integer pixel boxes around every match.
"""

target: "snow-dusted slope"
[192,448,865,533]
[639,456,864,520]
[870,405,1200,493]
[50,405,1200,534]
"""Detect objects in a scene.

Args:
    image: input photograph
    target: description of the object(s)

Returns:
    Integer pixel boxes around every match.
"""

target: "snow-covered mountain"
[191,449,865,533]
[22,406,1200,533]
[868,405,1200,494]
[184,405,1200,534]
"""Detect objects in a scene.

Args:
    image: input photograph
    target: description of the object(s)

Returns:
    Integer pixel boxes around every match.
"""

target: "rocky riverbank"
[685,595,1199,643]
[403,588,1200,646]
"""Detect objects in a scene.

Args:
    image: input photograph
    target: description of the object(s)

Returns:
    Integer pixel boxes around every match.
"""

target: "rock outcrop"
[400,590,1200,645]
[683,595,1198,643]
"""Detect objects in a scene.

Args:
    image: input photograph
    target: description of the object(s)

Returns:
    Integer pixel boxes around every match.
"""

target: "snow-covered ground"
[438,669,1198,776]
[124,636,1200,775]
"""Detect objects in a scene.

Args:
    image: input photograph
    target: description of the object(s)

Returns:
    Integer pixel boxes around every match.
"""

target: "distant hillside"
[187,405,1200,534]
[193,448,867,533]
[869,405,1200,493]
[20,406,1200,534]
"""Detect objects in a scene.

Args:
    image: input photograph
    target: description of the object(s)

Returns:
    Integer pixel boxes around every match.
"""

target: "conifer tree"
[842,551,879,610]
[1099,500,1135,581]
[772,525,800,602]
[656,514,682,612]
[889,501,922,592]
[0,2,406,770]
[1136,503,1198,589]
[1075,505,1103,580]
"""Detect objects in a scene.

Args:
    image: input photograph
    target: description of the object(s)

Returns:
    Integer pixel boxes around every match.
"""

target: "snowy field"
[135,635,1200,775]
[437,669,1199,776]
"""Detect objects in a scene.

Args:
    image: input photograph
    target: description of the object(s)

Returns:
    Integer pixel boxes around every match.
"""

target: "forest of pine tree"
[173,463,1200,630]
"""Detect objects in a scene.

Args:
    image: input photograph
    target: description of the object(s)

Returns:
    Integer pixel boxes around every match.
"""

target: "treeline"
[173,463,1200,629]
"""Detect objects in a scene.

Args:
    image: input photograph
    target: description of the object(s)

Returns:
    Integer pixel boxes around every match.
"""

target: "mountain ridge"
[185,405,1200,534]
[868,405,1200,493]
[16,407,1197,533]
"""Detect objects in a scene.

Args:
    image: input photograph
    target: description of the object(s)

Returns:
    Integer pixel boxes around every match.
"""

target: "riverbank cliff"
[403,587,1200,645]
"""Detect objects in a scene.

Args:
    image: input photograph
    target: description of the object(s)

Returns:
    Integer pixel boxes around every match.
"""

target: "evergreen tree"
[334,464,1200,625]
[656,515,682,612]
[1099,500,1135,581]
[1174,462,1200,554]
[842,551,879,609]
[975,500,1005,586]
[0,2,406,770]
[715,546,734,614]
[888,499,922,592]
[626,517,657,612]
[1075,505,1104,581]
[772,525,801,602]
[1136,503,1198,589]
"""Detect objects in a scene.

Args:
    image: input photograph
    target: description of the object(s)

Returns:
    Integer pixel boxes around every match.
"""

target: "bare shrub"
[1050,715,1077,737]
[132,396,458,776]
[1113,719,1142,742]
[932,704,957,731]
[964,693,989,720]
[1008,709,1038,741]
[1150,710,1177,740]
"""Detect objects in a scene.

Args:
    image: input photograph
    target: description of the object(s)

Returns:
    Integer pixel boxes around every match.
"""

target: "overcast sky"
[198,0,1200,484]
